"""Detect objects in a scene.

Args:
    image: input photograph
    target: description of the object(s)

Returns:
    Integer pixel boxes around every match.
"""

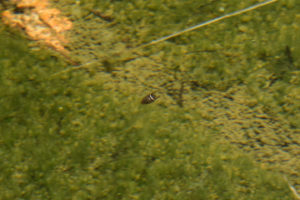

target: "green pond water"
[0,0,299,199]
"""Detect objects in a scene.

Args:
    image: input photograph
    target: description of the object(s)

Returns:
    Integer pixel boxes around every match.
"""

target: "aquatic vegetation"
[0,0,299,199]
[0,30,294,199]
[56,0,299,194]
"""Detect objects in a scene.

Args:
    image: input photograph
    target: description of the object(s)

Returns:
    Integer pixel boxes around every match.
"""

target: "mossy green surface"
[1,0,299,199]
[58,0,299,189]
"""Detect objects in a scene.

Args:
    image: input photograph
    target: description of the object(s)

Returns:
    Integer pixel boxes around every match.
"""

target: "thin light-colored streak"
[141,0,278,48]
[284,176,300,200]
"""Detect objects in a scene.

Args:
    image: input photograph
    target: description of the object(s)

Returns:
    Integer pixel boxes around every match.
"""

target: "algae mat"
[56,0,299,193]
[2,0,299,196]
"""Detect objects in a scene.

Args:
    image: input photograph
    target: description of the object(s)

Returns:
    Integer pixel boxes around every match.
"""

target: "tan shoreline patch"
[1,0,72,54]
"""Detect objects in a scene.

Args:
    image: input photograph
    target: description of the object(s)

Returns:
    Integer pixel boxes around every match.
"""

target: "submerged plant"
[1,0,299,198]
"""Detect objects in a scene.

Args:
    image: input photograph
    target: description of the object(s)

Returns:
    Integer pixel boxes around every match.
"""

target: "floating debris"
[140,0,278,48]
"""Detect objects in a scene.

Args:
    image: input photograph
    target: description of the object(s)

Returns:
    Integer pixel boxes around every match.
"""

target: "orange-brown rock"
[1,0,72,54]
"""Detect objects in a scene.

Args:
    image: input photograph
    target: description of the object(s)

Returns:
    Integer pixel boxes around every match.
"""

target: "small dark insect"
[141,93,158,104]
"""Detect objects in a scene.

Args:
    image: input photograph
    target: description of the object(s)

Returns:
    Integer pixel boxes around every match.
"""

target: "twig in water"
[50,61,98,78]
[140,0,278,48]
[284,176,300,200]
